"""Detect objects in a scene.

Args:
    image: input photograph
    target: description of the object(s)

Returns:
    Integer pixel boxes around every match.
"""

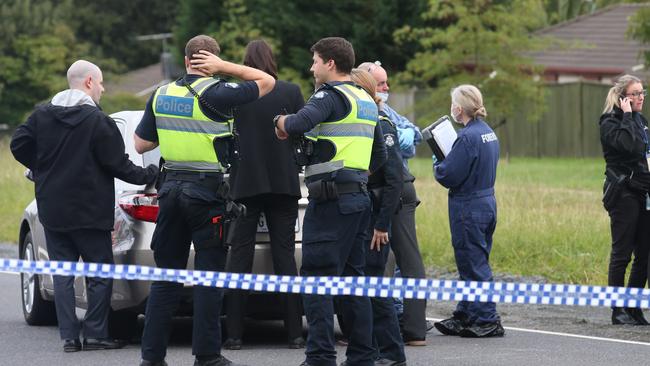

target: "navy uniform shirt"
[434,118,499,196]
[135,74,259,142]
[284,81,387,177]
[368,112,404,231]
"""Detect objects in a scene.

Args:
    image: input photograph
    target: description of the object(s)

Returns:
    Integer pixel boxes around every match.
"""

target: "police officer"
[432,84,505,338]
[274,37,387,366]
[599,75,650,325]
[350,68,406,366]
[134,35,275,366]
[359,61,428,345]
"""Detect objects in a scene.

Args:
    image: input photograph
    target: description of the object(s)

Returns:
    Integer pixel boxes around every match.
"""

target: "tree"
[172,0,429,94]
[0,0,80,126]
[66,0,180,73]
[628,4,650,67]
[393,0,551,126]
[544,0,597,24]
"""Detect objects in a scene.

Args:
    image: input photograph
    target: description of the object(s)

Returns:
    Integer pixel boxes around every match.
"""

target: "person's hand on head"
[189,50,223,74]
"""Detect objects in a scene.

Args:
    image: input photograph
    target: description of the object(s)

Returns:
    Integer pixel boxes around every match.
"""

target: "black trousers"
[225,193,302,340]
[364,216,405,363]
[390,181,427,341]
[43,228,113,340]
[607,188,650,289]
[141,176,228,362]
[301,192,374,366]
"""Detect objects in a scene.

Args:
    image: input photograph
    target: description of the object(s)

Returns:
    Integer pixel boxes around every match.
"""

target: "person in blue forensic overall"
[133,35,275,366]
[432,84,505,338]
[350,68,406,366]
[358,61,429,345]
[274,37,387,366]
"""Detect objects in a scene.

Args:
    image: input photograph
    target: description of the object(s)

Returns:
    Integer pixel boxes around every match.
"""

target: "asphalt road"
[1,243,650,365]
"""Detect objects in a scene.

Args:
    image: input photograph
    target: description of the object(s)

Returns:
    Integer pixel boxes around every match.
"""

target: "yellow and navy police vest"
[305,83,378,172]
[153,77,233,172]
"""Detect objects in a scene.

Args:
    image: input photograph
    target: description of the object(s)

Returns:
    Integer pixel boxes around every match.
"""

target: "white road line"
[427,317,650,346]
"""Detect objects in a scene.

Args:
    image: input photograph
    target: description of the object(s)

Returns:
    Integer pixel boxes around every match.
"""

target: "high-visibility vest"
[153,77,233,172]
[305,83,377,172]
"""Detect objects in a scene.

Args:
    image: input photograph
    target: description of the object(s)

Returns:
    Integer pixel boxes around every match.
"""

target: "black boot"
[459,321,505,338]
[612,307,637,325]
[625,308,650,325]
[434,312,470,336]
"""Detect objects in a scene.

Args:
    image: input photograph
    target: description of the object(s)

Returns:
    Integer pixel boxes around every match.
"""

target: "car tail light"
[118,193,159,222]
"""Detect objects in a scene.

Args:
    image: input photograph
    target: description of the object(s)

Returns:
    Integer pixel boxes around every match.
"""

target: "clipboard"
[421,115,457,161]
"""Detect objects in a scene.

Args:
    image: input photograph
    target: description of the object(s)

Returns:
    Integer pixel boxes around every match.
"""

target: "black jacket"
[11,93,157,232]
[599,107,650,192]
[368,114,404,232]
[228,80,305,200]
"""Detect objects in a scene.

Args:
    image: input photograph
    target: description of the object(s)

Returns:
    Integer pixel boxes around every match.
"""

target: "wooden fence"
[392,82,650,158]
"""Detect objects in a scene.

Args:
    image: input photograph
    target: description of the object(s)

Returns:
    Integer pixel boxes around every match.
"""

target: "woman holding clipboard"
[432,84,504,338]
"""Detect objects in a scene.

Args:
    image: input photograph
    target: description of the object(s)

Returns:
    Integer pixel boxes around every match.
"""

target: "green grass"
[0,135,613,285]
[410,157,610,285]
[0,136,34,243]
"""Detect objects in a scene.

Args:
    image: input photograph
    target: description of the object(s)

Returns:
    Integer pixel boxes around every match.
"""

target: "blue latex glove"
[397,127,415,150]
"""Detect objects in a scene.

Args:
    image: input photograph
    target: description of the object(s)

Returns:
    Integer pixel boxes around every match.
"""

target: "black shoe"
[459,321,505,338]
[375,358,407,366]
[625,308,650,325]
[223,338,242,350]
[612,307,638,325]
[299,362,315,366]
[140,360,168,366]
[288,336,306,349]
[63,338,81,352]
[83,338,125,350]
[434,315,469,336]
[194,355,247,366]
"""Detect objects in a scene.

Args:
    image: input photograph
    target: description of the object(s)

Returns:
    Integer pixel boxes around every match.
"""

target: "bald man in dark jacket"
[11,60,157,352]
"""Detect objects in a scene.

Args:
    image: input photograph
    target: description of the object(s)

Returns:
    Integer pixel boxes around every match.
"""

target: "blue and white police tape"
[2,258,649,308]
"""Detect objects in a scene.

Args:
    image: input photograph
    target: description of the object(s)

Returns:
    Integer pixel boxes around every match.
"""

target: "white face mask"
[450,104,462,124]
[377,92,389,103]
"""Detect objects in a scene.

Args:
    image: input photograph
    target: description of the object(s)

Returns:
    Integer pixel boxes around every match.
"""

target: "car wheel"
[108,309,139,341]
[21,232,57,325]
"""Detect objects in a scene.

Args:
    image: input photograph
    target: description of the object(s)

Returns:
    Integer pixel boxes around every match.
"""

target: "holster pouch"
[213,136,237,171]
[370,187,383,209]
[603,169,628,211]
[155,157,166,191]
[306,180,339,203]
[222,201,247,247]
[293,136,314,167]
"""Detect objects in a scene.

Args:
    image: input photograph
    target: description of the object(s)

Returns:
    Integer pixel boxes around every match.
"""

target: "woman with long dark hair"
[224,40,306,348]
[599,74,649,325]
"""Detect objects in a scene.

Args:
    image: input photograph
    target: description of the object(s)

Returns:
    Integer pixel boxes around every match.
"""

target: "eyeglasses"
[626,90,647,98]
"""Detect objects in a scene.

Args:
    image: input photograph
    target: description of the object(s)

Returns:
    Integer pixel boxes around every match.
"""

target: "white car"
[18,110,307,338]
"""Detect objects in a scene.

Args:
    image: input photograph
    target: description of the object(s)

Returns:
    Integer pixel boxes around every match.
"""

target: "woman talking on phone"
[599,74,650,325]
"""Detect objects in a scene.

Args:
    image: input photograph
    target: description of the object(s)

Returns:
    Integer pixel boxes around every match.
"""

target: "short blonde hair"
[451,84,487,119]
[603,74,642,113]
[351,68,381,105]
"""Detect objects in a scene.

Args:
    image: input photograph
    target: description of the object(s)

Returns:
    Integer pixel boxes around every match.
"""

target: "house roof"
[532,3,649,77]
[105,63,169,97]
